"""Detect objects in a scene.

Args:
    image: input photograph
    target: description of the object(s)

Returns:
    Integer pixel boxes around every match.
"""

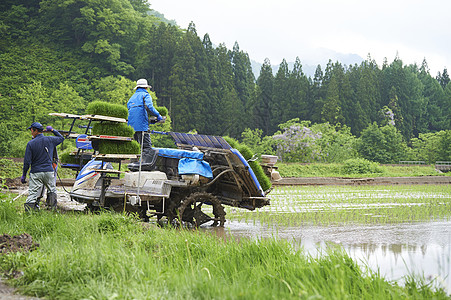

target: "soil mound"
[0,233,39,255]
[3,178,22,189]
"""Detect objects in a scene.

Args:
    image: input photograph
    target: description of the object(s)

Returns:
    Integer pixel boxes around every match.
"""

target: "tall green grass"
[0,193,447,299]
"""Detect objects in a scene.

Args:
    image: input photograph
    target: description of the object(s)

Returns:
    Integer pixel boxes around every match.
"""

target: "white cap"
[134,78,151,89]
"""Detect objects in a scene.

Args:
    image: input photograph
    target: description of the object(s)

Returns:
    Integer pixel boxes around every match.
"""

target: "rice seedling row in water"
[1,194,448,299]
[226,185,451,226]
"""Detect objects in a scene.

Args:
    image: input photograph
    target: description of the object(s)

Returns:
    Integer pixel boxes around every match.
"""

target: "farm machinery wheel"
[159,200,180,227]
[178,192,226,227]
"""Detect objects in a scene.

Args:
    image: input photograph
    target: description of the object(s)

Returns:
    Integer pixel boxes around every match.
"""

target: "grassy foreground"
[0,194,448,299]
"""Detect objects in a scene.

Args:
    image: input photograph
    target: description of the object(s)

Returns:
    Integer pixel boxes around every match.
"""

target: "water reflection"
[203,220,451,293]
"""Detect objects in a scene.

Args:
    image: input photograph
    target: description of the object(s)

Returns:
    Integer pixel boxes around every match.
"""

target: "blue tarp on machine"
[154,147,212,178]
[155,147,204,160]
[178,158,213,179]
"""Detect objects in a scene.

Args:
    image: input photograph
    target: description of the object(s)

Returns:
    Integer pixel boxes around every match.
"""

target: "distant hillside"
[148,10,177,26]
[0,0,448,160]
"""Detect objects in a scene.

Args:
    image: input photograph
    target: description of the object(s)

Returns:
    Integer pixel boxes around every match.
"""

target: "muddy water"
[204,220,451,293]
[203,185,451,293]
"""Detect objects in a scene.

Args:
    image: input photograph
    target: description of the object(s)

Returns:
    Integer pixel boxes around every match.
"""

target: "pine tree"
[254,58,274,136]
[215,44,241,136]
[311,64,324,122]
[321,75,343,125]
[231,42,255,131]
[202,33,221,134]
[272,59,290,131]
[288,57,309,120]
[437,68,450,89]
[169,34,197,132]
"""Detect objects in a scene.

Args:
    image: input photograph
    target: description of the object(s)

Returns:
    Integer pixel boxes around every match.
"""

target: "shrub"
[356,123,407,164]
[341,158,384,175]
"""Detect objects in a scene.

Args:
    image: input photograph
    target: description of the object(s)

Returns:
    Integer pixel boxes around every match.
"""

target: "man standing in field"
[21,122,64,211]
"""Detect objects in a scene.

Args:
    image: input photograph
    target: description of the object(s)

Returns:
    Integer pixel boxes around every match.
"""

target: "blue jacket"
[127,88,161,132]
[23,130,64,175]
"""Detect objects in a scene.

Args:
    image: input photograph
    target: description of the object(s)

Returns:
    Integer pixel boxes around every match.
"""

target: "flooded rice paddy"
[212,185,451,292]
[55,184,451,292]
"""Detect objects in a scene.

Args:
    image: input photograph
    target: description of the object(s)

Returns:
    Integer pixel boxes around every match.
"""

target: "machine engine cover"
[124,171,171,197]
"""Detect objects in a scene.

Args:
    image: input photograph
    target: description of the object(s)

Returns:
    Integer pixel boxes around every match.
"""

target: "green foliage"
[85,101,128,119]
[407,130,450,164]
[241,128,276,156]
[151,134,176,148]
[155,105,168,117]
[357,123,408,164]
[0,123,14,156]
[92,76,135,105]
[341,158,384,175]
[97,212,137,234]
[92,122,134,137]
[0,159,22,180]
[6,132,30,159]
[272,119,357,163]
[310,123,358,163]
[437,130,451,161]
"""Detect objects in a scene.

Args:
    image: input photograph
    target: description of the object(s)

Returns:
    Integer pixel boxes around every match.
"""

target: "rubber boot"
[24,202,39,212]
[46,192,57,210]
[35,199,41,210]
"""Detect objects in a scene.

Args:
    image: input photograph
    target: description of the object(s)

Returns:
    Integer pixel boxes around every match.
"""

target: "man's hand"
[46,125,53,132]
[157,116,166,124]
[20,175,26,184]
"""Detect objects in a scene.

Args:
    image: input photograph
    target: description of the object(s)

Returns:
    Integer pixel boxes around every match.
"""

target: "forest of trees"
[0,0,449,162]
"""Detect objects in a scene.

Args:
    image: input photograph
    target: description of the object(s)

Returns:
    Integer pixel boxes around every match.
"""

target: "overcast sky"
[150,0,450,76]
